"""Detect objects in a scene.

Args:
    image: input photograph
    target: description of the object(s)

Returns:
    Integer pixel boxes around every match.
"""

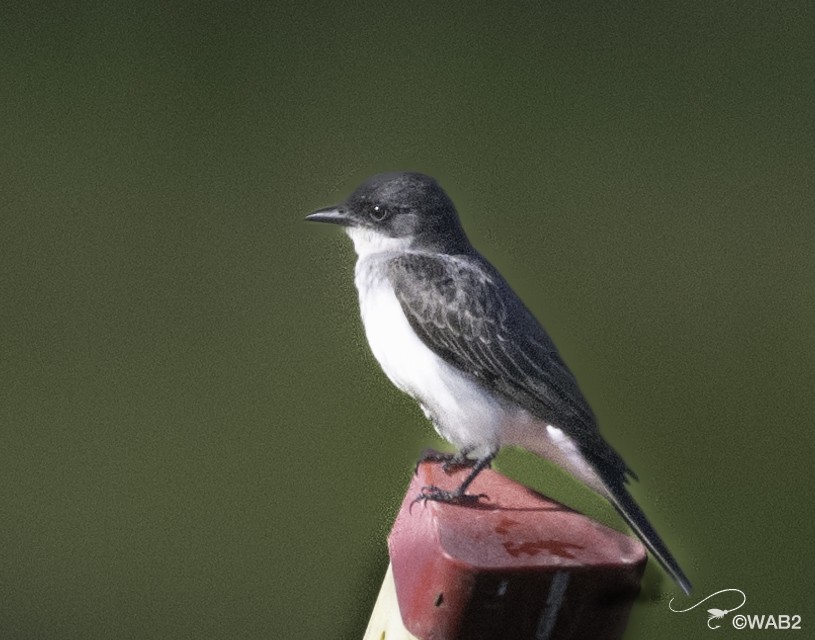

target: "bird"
[306,171,692,594]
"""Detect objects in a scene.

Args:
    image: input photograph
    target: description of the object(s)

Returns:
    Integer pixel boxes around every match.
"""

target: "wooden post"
[364,456,647,640]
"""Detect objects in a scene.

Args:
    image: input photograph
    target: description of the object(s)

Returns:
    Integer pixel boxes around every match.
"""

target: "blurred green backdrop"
[2,3,813,638]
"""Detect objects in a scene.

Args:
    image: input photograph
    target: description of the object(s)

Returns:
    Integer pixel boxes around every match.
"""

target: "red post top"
[388,458,647,640]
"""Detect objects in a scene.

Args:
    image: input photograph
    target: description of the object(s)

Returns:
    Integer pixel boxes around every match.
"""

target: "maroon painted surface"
[388,458,647,640]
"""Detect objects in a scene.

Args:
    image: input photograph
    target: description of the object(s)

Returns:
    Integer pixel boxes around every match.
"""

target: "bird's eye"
[370,204,391,222]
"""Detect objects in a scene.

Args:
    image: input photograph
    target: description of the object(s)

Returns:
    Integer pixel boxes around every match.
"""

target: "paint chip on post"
[535,571,569,640]
[387,457,647,640]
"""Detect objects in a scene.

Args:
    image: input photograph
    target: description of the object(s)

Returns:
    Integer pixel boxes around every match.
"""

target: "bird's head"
[306,172,471,256]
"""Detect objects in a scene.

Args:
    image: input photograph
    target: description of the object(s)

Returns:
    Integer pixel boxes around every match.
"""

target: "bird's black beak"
[305,205,353,226]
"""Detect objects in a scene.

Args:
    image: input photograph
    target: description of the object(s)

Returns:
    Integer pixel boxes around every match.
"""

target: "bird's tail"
[603,480,692,595]
[517,430,691,593]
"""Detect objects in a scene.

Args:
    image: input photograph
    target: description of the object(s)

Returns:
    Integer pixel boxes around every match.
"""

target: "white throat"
[346,227,411,258]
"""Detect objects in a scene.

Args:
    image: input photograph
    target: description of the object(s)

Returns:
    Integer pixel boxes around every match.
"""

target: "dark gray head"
[306,172,471,254]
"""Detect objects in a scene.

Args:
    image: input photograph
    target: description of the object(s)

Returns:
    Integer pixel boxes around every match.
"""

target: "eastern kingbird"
[306,172,692,594]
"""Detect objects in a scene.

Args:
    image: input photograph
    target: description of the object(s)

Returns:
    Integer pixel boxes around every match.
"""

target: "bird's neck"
[345,227,413,259]
[346,227,476,261]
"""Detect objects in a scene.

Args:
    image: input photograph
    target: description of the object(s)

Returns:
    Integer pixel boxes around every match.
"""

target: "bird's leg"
[416,451,496,504]
[414,447,477,475]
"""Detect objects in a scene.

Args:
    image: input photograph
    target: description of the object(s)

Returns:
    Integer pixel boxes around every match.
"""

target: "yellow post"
[363,563,419,640]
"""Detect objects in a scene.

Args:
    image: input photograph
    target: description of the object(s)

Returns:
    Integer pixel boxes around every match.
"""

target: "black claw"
[411,451,495,512]
[413,484,488,506]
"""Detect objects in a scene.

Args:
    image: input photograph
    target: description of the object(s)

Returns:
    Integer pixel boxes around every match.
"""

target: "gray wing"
[389,253,696,593]
[388,252,634,482]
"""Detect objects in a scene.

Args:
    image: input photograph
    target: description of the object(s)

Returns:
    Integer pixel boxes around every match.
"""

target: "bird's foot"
[413,484,487,506]
[414,449,478,475]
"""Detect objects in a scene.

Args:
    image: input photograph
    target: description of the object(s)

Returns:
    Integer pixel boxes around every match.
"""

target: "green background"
[2,3,813,638]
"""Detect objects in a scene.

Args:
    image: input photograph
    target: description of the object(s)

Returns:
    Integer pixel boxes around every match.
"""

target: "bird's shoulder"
[385,250,521,338]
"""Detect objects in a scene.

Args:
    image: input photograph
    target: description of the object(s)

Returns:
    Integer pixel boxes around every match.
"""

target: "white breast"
[353,253,508,455]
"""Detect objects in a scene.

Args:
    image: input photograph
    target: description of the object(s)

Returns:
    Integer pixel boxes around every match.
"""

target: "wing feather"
[388,252,633,481]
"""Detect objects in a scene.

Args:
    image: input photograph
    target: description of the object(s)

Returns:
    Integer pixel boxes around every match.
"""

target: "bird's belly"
[355,269,507,453]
